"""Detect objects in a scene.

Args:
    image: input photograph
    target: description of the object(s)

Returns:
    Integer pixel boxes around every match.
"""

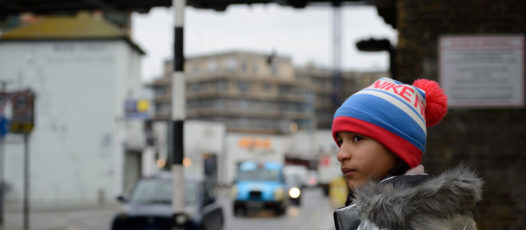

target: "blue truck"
[231,161,288,216]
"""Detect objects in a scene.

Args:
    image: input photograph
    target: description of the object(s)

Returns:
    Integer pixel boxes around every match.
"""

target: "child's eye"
[336,139,343,146]
[353,135,364,142]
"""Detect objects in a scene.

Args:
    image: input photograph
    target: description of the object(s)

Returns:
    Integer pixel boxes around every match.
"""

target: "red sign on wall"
[320,155,331,166]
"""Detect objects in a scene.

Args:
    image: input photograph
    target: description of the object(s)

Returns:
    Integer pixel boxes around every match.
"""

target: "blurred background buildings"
[0,0,525,229]
[0,11,386,210]
[150,51,314,134]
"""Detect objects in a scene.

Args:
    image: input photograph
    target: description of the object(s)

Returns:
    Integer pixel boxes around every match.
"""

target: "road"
[220,187,334,230]
[3,205,118,230]
[3,187,335,230]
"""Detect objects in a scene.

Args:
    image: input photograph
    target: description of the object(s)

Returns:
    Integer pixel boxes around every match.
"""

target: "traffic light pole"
[171,0,185,218]
[23,133,29,230]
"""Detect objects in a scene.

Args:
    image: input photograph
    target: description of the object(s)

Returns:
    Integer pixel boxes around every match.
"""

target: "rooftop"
[0,12,145,54]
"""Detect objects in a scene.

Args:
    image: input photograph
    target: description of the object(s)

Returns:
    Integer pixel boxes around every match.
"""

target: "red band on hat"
[332,116,422,168]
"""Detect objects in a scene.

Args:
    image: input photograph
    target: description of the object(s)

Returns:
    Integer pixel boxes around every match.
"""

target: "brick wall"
[396,0,526,229]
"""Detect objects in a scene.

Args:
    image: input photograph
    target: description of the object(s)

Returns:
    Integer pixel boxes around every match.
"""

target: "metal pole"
[0,137,4,227]
[0,84,7,227]
[23,133,29,230]
[332,2,342,108]
[172,0,186,216]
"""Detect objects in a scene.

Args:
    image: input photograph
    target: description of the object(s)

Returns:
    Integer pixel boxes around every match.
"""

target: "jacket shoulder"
[353,165,483,229]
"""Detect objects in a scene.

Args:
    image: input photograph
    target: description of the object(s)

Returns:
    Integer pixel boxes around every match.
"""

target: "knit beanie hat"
[332,77,448,168]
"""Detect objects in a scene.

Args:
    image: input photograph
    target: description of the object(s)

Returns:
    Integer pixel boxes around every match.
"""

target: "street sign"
[125,99,150,119]
[440,35,524,108]
[10,90,35,134]
[0,116,8,137]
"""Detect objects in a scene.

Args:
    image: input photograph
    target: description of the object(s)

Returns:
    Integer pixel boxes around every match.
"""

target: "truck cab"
[231,161,287,216]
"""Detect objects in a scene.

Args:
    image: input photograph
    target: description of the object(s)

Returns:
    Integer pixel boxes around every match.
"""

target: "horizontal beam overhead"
[0,0,369,18]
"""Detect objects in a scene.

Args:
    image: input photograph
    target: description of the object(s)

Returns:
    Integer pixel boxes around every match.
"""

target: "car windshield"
[237,169,280,181]
[285,174,301,186]
[128,178,199,205]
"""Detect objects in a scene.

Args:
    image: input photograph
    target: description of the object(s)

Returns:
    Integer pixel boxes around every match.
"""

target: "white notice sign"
[439,35,524,108]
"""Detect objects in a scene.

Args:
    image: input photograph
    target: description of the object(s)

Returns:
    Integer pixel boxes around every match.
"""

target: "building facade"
[147,51,389,186]
[149,51,315,134]
[0,13,146,207]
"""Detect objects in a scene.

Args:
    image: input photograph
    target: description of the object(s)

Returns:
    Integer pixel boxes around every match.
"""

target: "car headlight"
[230,185,238,199]
[274,188,285,201]
[288,187,301,199]
[175,214,187,225]
[173,212,189,227]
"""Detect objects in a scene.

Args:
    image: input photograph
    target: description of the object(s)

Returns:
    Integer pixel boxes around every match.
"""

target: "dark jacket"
[333,166,483,230]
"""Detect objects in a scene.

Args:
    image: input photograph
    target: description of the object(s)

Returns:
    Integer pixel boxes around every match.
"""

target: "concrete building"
[148,51,315,134]
[146,52,388,185]
[0,13,146,207]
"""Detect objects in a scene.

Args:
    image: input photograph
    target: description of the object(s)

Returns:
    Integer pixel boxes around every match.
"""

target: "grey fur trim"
[353,165,483,229]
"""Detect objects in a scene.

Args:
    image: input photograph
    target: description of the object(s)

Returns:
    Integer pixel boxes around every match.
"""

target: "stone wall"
[395,0,526,229]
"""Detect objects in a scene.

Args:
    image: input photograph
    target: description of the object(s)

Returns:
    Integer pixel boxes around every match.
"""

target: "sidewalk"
[2,204,119,230]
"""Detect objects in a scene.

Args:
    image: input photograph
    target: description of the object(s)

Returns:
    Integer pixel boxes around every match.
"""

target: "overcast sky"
[131,4,397,82]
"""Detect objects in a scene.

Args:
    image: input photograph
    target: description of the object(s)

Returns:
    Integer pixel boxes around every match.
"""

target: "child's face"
[336,131,396,190]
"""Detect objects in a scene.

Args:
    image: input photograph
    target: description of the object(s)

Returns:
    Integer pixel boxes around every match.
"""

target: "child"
[332,77,483,230]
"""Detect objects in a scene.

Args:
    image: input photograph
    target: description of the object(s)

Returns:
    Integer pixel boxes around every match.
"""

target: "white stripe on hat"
[355,89,427,134]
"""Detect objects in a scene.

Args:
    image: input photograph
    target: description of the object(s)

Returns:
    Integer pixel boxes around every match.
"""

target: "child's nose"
[336,146,350,162]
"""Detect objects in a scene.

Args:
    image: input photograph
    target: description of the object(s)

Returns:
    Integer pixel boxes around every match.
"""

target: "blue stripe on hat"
[334,93,426,152]
[362,88,425,124]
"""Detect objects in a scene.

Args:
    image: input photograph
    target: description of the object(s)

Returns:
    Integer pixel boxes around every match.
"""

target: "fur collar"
[353,165,483,229]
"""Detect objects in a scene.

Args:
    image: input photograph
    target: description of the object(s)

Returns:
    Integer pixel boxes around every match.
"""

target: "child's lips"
[341,167,356,176]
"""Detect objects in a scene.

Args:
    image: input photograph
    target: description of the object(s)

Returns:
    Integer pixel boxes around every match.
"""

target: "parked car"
[283,165,309,189]
[231,161,288,216]
[111,173,224,230]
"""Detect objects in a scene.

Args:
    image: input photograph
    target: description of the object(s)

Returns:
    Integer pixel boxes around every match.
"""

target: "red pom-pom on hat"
[412,79,448,127]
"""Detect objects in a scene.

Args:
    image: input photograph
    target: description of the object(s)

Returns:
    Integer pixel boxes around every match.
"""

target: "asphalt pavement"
[2,204,119,230]
[2,187,335,230]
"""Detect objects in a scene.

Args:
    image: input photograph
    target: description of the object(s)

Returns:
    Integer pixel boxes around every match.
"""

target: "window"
[263,82,271,91]
[192,64,199,74]
[271,64,278,75]
[279,85,291,95]
[241,61,247,72]
[236,99,250,109]
[200,82,207,91]
[190,83,200,92]
[217,79,227,91]
[128,178,199,206]
[154,87,167,97]
[207,60,217,72]
[238,169,280,181]
[214,99,226,110]
[237,80,249,93]
[155,102,170,116]
[226,58,237,71]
